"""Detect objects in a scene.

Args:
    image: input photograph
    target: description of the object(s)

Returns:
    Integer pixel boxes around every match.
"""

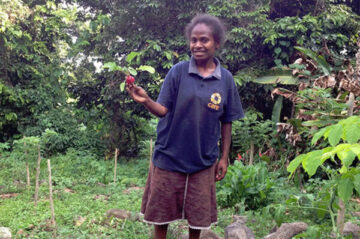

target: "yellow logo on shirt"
[208,93,221,111]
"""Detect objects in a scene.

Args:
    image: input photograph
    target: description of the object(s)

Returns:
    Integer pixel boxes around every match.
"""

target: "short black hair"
[185,14,227,47]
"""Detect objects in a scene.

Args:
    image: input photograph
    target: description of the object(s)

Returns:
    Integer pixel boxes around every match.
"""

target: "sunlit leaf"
[137,65,155,74]
[344,123,360,144]
[302,150,323,177]
[311,127,327,145]
[103,62,119,71]
[128,67,137,76]
[126,52,138,63]
[328,124,342,146]
[337,150,356,169]
[287,154,306,177]
[254,75,297,85]
[119,82,125,92]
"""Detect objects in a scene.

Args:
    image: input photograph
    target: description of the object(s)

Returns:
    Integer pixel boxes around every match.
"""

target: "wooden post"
[34,145,42,206]
[47,159,56,228]
[24,141,30,187]
[249,142,254,165]
[149,138,153,168]
[113,148,118,184]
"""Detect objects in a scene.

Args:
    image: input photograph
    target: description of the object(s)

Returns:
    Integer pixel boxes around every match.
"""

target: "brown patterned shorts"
[140,162,217,229]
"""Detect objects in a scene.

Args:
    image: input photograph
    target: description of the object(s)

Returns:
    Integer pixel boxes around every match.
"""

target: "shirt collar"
[188,56,221,80]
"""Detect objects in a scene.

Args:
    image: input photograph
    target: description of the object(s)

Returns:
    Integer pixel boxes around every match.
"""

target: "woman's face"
[189,23,219,62]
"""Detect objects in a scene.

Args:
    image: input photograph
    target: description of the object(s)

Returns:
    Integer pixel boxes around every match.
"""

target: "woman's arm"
[126,84,168,117]
[215,122,232,181]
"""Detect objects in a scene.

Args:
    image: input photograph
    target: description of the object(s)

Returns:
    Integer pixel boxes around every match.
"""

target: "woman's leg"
[154,224,168,239]
[189,228,201,239]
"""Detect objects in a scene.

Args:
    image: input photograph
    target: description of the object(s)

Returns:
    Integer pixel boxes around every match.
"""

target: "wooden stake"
[34,145,42,206]
[149,138,153,168]
[249,142,254,165]
[47,160,56,228]
[24,141,30,187]
[113,148,118,184]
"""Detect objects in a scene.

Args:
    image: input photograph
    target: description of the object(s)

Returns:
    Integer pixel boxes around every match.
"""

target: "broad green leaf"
[103,62,119,71]
[350,144,360,155]
[328,124,343,146]
[274,47,282,55]
[302,150,323,177]
[119,82,125,92]
[354,174,360,195]
[320,146,335,162]
[287,154,306,177]
[337,178,353,203]
[337,150,356,170]
[137,65,155,74]
[311,127,327,145]
[316,55,331,75]
[271,96,283,124]
[302,119,334,128]
[324,144,351,161]
[294,46,331,75]
[344,123,360,144]
[126,52,138,63]
[253,75,297,85]
[128,67,137,76]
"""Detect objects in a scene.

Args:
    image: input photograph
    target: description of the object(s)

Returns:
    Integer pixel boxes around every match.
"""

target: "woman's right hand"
[126,83,150,104]
[126,82,168,117]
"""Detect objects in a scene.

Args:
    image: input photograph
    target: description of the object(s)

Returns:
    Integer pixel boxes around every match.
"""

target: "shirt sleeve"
[220,75,245,123]
[156,65,179,110]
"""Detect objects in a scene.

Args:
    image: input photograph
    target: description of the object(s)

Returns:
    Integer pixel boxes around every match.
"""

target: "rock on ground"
[344,222,360,239]
[262,222,308,239]
[200,229,223,239]
[0,227,11,239]
[225,222,255,239]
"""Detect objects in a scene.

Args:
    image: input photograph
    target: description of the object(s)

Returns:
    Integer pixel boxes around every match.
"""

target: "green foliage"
[297,88,349,128]
[217,161,275,210]
[0,0,75,142]
[288,116,360,203]
[231,109,276,160]
[0,149,150,238]
[294,46,332,75]
[264,5,360,66]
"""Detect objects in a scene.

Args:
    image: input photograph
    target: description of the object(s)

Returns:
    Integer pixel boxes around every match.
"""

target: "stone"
[200,229,222,239]
[74,216,86,227]
[225,222,255,239]
[105,209,131,220]
[0,227,11,239]
[262,222,308,239]
[343,222,360,239]
[233,215,247,224]
[352,212,360,217]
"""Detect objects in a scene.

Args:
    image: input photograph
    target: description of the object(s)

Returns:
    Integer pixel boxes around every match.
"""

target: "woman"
[127,14,244,239]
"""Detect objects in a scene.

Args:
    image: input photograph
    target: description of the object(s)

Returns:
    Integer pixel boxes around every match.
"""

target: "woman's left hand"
[215,159,227,181]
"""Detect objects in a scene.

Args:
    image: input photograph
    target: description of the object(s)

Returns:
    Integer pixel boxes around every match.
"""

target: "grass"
[0,149,359,238]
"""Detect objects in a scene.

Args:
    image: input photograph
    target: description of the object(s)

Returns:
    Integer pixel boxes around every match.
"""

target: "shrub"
[217,161,275,210]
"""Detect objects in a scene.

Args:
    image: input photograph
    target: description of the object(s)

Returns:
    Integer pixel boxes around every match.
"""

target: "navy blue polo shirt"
[153,57,244,173]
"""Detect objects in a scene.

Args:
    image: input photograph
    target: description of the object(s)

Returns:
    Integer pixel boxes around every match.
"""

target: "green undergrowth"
[0,149,359,238]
